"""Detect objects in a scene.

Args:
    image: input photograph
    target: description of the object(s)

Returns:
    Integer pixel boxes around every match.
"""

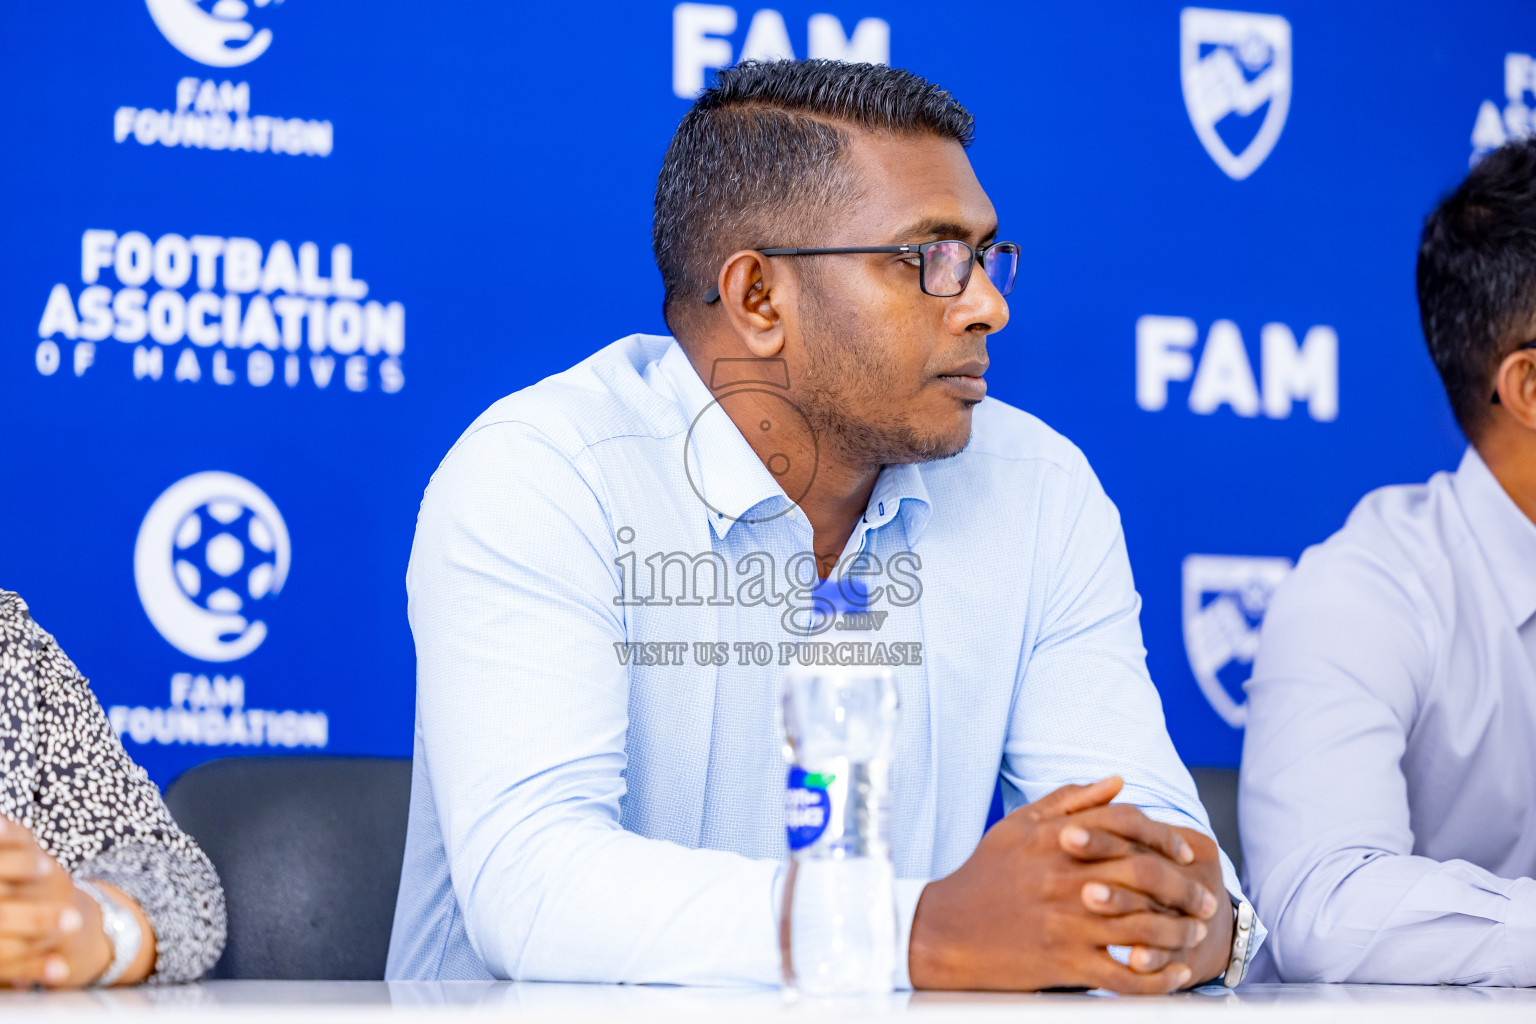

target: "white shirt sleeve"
[1240,543,1536,986]
[1002,453,1260,963]
[408,423,783,985]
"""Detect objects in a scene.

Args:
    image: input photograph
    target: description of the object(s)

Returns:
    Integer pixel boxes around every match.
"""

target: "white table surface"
[2,981,1534,1022]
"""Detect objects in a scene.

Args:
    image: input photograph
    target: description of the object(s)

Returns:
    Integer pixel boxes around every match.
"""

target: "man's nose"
[950,264,1010,335]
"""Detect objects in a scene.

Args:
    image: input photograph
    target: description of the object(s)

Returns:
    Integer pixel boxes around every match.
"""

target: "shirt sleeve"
[1240,543,1536,986]
[407,423,783,985]
[998,452,1262,964]
[0,592,227,984]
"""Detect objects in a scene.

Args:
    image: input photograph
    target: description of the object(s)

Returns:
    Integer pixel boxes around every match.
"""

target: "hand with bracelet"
[0,817,153,988]
[0,590,224,986]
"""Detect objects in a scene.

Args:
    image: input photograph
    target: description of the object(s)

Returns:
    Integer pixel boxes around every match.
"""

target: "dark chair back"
[1189,766,1242,878]
[163,756,413,980]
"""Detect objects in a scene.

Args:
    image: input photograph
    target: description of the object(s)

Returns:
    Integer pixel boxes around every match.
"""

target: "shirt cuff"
[1507,876,1536,988]
[893,877,929,990]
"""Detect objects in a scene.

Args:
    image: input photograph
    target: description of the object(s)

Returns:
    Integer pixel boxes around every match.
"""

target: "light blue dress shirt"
[387,334,1256,985]
[1241,447,1536,985]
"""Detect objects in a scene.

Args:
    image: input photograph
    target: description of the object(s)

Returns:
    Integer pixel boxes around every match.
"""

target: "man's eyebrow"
[889,218,999,245]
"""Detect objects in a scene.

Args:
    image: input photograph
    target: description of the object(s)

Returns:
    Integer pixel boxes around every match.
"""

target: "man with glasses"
[1240,138,1536,985]
[388,60,1259,991]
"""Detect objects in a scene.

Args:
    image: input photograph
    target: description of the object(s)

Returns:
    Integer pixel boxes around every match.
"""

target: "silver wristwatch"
[1221,893,1256,988]
[75,880,144,987]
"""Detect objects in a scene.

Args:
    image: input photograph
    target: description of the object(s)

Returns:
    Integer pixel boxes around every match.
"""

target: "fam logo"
[125,2,331,157]
[1136,315,1338,422]
[1471,53,1536,164]
[1180,8,1292,180]
[116,469,328,750]
[146,0,285,68]
[1182,554,1292,728]
[673,3,890,98]
[134,471,290,663]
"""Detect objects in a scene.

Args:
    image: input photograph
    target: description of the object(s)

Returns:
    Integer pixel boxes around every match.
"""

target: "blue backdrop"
[1,1,1519,786]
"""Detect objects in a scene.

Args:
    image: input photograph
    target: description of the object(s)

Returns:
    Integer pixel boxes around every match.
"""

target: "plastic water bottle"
[780,661,899,995]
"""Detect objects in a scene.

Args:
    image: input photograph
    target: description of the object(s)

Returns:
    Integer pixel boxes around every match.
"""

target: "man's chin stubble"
[810,407,973,467]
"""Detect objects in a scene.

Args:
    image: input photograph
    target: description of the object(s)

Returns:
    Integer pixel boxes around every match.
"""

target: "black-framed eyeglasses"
[700,239,1020,303]
[1491,338,1536,405]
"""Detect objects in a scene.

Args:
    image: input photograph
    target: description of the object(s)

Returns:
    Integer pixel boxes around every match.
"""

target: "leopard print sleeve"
[0,590,227,983]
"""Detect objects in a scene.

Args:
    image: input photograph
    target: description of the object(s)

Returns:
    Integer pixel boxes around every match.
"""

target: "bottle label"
[785,765,834,851]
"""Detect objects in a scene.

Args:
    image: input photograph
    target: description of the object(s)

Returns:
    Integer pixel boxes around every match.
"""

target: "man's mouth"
[936,360,988,402]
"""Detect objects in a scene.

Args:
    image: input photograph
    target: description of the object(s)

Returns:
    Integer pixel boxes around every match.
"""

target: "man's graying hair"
[653,60,975,335]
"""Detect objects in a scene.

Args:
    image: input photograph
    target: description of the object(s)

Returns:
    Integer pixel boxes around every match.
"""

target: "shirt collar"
[656,341,796,539]
[1454,445,1536,629]
[860,461,933,547]
[654,340,935,545]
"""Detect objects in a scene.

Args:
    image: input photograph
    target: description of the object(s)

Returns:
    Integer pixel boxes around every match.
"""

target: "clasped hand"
[0,817,113,988]
[909,776,1232,993]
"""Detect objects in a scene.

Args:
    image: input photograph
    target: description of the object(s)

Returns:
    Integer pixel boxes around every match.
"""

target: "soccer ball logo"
[145,0,282,69]
[172,501,282,620]
[136,472,291,663]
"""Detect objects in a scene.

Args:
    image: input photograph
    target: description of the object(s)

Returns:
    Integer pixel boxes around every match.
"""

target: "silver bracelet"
[74,880,144,988]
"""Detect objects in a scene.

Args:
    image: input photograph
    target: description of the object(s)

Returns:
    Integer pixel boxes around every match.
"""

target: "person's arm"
[1240,546,1536,986]
[0,592,225,985]
[408,423,781,985]
[908,450,1257,992]
[997,451,1252,982]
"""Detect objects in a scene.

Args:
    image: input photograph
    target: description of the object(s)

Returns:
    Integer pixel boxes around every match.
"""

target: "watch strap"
[1221,894,1256,988]
[75,880,144,987]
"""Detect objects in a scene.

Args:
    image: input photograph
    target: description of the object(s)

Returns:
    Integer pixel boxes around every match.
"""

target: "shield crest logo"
[1181,554,1293,728]
[1180,8,1293,180]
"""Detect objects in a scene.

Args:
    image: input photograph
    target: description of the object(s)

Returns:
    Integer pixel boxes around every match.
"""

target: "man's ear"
[1495,347,1536,431]
[715,250,796,358]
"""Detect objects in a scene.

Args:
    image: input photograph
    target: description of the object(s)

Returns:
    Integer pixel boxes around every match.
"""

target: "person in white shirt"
[388,60,1260,991]
[1240,136,1536,985]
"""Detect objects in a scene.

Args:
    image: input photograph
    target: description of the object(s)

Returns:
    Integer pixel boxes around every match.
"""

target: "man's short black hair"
[653,59,974,335]
[1418,136,1536,437]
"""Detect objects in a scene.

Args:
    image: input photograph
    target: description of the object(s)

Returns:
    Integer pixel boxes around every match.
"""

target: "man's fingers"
[1085,955,1193,995]
[1020,777,1123,822]
[0,951,69,988]
[1127,946,1177,974]
[1087,911,1207,952]
[1099,854,1219,920]
[0,900,79,941]
[1064,806,1193,865]
[1059,826,1138,862]
[1081,881,1160,917]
